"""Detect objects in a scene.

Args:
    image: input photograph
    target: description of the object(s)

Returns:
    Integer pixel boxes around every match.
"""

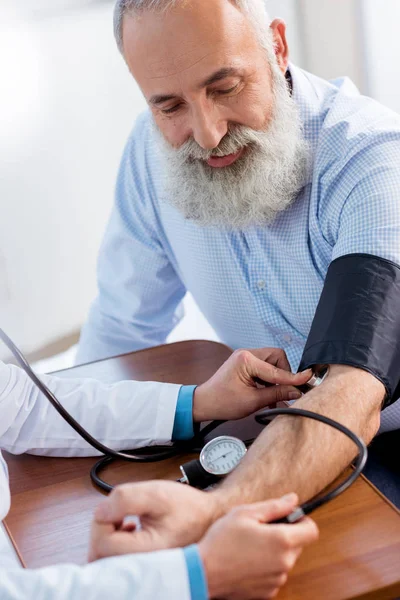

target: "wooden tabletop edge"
[51,339,234,374]
[360,472,400,516]
[3,520,26,568]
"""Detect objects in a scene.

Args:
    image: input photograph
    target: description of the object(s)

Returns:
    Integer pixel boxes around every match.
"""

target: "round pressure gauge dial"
[199,436,247,476]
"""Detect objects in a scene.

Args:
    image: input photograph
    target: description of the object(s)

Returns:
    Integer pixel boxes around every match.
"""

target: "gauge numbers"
[200,436,247,476]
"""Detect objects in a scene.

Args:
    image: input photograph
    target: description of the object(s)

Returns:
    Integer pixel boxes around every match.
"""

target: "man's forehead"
[122,0,255,83]
[136,44,223,81]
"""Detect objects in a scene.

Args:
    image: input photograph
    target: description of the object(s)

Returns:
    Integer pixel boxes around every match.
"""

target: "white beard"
[154,63,311,229]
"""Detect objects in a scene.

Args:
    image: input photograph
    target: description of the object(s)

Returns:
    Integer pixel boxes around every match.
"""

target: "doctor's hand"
[193,348,312,422]
[199,494,319,599]
[89,481,220,558]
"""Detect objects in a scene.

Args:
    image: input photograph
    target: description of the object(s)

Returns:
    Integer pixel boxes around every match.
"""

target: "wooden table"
[4,340,400,599]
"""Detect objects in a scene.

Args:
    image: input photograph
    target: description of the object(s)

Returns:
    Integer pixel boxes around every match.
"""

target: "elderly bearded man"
[78,0,400,548]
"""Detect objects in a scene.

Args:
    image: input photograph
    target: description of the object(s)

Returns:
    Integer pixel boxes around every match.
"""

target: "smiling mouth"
[206,147,245,168]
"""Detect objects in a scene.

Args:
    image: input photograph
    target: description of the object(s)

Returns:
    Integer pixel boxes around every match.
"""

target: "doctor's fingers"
[226,494,299,524]
[89,525,163,561]
[253,384,302,407]
[94,482,170,524]
[266,518,320,551]
[237,351,312,386]
[88,521,116,562]
[245,347,293,371]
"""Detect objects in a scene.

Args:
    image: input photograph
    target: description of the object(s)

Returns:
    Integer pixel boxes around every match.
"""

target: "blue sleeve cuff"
[172,385,197,441]
[183,544,209,600]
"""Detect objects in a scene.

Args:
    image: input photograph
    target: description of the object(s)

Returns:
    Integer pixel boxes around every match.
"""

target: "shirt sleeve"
[0,360,181,457]
[0,548,193,600]
[172,386,197,441]
[322,131,400,265]
[76,113,187,364]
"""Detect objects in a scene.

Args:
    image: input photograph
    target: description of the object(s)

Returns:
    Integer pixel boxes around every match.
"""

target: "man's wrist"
[209,487,238,520]
[192,382,214,422]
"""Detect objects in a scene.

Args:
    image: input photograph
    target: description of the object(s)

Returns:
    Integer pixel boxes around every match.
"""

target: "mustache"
[174,125,261,162]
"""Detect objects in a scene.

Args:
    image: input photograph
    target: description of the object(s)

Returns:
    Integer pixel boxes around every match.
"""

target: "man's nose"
[190,103,228,150]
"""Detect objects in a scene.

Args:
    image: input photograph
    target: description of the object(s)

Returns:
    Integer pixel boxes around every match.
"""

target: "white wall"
[0,0,305,359]
[297,0,367,92]
[0,2,146,357]
[361,0,400,112]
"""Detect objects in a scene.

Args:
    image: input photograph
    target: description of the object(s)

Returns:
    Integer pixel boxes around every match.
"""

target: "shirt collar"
[287,63,333,183]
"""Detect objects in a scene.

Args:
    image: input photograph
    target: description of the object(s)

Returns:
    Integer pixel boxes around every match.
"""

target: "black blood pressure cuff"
[298,254,400,409]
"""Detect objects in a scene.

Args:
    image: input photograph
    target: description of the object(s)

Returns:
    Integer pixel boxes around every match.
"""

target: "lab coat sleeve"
[0,548,194,600]
[0,360,181,456]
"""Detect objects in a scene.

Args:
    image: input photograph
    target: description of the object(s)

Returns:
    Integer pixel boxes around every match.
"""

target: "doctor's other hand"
[90,481,222,557]
[199,495,319,599]
[193,348,312,422]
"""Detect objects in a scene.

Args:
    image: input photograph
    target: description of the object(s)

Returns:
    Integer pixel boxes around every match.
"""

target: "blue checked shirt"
[77,65,400,432]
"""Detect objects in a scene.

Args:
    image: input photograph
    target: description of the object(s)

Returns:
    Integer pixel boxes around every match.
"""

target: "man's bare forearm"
[213,365,385,509]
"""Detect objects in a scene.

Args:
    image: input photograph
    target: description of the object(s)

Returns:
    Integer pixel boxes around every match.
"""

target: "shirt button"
[283,333,292,343]
[257,279,266,290]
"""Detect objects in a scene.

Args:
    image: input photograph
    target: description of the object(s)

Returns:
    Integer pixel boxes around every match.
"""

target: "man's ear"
[269,19,289,74]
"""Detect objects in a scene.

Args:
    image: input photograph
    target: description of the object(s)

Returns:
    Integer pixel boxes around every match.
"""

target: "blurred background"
[1,0,399,370]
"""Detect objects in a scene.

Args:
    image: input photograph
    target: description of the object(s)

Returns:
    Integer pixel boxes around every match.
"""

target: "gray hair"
[114,0,271,55]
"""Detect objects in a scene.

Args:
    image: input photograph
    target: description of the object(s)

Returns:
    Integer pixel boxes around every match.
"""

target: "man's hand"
[89,481,220,560]
[199,494,319,600]
[193,348,312,422]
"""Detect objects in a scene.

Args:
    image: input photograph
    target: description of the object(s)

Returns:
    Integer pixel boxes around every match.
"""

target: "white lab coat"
[0,361,193,600]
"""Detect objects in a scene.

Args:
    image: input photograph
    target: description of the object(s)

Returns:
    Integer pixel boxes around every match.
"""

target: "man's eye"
[216,84,240,95]
[161,104,182,115]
